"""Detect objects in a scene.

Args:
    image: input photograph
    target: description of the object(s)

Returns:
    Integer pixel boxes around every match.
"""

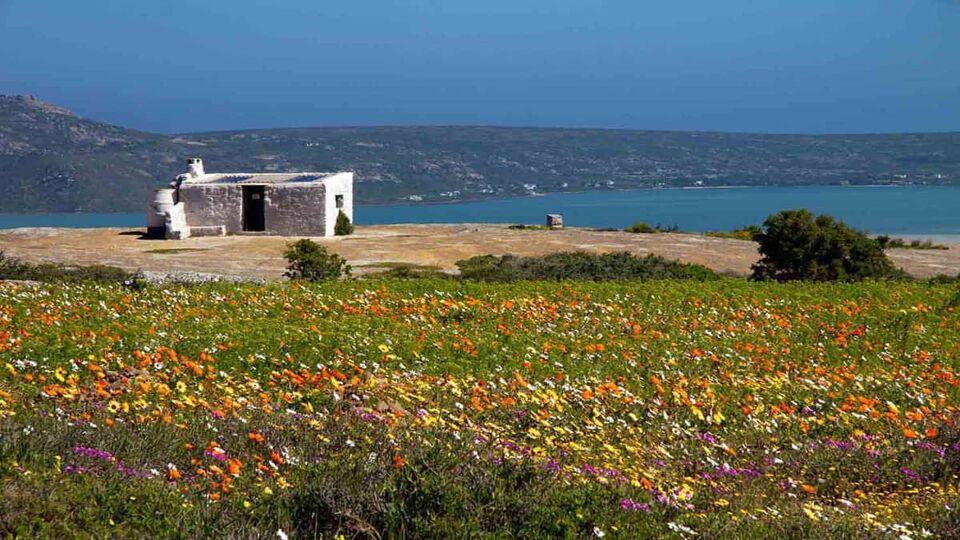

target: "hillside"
[2,95,959,212]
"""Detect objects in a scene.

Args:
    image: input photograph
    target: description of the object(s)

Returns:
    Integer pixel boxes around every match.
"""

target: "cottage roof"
[184,172,345,185]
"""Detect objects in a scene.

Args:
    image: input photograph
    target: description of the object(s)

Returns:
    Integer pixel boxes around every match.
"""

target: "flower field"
[1,279,959,538]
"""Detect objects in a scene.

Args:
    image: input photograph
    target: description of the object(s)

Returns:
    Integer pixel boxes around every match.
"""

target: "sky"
[0,0,958,134]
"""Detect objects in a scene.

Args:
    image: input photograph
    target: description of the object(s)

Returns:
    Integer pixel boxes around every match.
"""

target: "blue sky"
[1,0,958,134]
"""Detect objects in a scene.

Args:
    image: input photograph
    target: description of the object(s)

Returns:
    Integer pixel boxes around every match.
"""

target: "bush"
[0,251,133,283]
[624,222,656,234]
[875,236,948,250]
[705,224,762,241]
[751,209,903,282]
[624,222,679,234]
[334,211,354,236]
[284,239,351,281]
[456,251,717,282]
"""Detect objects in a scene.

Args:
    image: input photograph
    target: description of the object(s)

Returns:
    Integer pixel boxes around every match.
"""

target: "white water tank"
[186,157,204,179]
[146,188,176,237]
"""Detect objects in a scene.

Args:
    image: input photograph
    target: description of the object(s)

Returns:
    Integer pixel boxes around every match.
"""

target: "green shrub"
[456,251,717,282]
[624,222,679,234]
[334,211,354,236]
[752,209,903,282]
[928,273,960,285]
[284,239,351,281]
[875,236,949,250]
[705,224,762,241]
[0,251,132,283]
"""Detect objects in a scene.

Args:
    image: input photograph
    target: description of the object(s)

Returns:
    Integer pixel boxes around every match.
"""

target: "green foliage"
[875,236,949,250]
[0,250,132,283]
[705,224,763,241]
[456,251,717,282]
[333,210,354,236]
[624,222,680,234]
[928,273,960,284]
[751,209,904,282]
[283,239,350,281]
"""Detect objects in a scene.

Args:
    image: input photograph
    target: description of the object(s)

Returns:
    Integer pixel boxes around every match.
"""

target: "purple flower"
[698,432,718,444]
[619,498,651,512]
[901,467,920,482]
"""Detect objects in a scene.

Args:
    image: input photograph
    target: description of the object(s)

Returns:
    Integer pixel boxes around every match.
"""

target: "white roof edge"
[182,171,353,185]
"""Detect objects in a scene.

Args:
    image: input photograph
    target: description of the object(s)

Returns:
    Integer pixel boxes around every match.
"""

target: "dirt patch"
[1,224,957,280]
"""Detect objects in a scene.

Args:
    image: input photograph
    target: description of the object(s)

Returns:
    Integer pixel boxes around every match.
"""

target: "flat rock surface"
[1,224,958,279]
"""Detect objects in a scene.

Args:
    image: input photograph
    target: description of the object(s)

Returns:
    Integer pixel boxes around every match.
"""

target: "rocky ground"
[1,224,958,280]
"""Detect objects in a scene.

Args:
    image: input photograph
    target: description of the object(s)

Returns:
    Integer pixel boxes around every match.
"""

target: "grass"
[0,278,959,537]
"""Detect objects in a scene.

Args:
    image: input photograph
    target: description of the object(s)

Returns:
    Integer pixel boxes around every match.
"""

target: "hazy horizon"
[1,0,958,135]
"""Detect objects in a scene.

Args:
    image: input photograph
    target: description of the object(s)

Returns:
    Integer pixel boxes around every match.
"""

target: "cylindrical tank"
[146,188,176,238]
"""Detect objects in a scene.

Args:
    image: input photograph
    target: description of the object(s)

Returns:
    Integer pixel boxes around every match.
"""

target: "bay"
[1,185,958,237]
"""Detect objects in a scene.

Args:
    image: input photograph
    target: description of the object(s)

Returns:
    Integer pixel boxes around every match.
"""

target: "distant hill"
[1,95,959,213]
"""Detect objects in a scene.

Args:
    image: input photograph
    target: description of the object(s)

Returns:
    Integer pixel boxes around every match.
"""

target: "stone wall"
[178,184,244,233]
[264,184,327,236]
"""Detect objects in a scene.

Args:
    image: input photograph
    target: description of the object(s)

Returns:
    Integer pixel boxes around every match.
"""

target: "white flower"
[276,529,288,540]
[668,522,699,536]
[592,526,605,537]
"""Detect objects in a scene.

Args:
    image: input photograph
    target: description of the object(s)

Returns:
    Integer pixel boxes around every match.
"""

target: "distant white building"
[147,158,353,239]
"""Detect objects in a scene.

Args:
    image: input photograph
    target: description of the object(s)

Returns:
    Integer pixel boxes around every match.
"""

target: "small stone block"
[189,225,226,237]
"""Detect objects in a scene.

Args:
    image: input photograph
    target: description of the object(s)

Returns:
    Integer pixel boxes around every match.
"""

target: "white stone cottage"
[147,158,354,239]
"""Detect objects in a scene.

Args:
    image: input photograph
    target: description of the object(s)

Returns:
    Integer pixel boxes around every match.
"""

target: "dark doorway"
[243,186,265,231]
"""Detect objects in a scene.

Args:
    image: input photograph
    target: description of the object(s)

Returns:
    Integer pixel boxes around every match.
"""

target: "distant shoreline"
[0,182,952,215]
[1,185,958,241]
[356,182,947,209]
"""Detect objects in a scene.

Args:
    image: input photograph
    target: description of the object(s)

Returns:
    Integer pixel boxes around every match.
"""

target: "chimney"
[186,157,205,179]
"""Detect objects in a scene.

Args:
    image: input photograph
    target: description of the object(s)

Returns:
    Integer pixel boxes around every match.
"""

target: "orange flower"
[801,484,817,494]
[167,466,182,481]
[248,432,265,443]
[903,428,919,439]
[925,427,938,438]
[392,454,406,469]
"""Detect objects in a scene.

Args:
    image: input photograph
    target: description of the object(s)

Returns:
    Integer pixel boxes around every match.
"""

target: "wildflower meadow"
[0,279,958,538]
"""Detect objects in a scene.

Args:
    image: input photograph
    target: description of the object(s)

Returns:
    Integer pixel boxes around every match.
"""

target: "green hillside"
[2,95,959,212]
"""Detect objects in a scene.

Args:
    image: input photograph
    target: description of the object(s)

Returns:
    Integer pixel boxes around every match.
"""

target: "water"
[1,186,958,237]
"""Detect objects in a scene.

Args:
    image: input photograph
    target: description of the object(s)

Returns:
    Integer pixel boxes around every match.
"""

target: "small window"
[335,194,344,209]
